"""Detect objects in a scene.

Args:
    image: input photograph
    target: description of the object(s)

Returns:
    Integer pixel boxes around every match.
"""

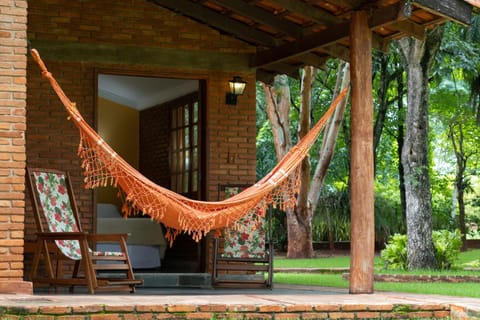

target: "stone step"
[135,272,212,288]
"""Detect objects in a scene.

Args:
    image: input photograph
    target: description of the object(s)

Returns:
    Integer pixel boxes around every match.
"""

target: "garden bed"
[342,273,480,283]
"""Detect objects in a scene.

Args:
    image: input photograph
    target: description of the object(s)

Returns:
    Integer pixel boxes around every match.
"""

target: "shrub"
[380,233,408,270]
[433,229,462,269]
[380,230,462,270]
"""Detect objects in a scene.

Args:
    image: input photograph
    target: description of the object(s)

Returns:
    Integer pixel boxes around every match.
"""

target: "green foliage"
[380,233,408,270]
[313,190,350,242]
[312,215,350,242]
[432,229,462,269]
[381,230,462,270]
[256,16,480,253]
[374,188,405,243]
[270,208,287,251]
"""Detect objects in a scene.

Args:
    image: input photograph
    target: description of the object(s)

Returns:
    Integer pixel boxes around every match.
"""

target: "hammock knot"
[41,71,51,79]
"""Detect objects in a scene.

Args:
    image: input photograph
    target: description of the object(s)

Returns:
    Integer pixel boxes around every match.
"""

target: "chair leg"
[69,261,81,293]
[79,239,95,294]
[29,241,43,282]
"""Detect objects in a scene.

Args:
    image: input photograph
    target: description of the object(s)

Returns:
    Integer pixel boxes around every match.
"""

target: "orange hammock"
[31,49,348,243]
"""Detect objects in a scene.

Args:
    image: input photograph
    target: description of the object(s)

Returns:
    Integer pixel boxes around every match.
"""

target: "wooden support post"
[349,11,374,294]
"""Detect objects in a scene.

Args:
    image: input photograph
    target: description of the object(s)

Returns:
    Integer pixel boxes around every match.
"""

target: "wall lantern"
[226,76,246,105]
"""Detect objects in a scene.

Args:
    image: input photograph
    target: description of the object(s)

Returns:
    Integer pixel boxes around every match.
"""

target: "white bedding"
[96,203,167,269]
[96,243,162,269]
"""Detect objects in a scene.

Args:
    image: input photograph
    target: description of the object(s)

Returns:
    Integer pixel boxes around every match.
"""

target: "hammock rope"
[30,48,348,243]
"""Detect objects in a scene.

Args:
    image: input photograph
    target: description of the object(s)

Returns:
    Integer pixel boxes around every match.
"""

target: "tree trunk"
[262,75,291,161]
[373,53,391,171]
[288,66,316,258]
[396,60,407,223]
[262,65,349,258]
[449,122,469,251]
[262,73,313,258]
[398,27,443,270]
[310,63,350,255]
[309,63,350,211]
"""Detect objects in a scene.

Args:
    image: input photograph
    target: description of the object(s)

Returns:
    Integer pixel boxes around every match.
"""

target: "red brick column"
[0,0,32,294]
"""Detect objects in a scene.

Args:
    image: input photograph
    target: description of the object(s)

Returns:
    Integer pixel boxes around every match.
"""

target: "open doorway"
[96,72,206,273]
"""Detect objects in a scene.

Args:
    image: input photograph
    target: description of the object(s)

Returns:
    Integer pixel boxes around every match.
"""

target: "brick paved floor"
[0,285,479,319]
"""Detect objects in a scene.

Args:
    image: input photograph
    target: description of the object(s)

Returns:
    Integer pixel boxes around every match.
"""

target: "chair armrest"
[35,231,88,240]
[87,233,129,242]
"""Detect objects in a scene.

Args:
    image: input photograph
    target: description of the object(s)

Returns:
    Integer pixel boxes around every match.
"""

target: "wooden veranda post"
[349,11,374,294]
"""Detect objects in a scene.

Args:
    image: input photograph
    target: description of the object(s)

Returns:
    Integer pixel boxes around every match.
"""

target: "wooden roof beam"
[256,69,276,84]
[252,1,408,68]
[295,53,329,69]
[209,0,306,39]
[265,63,301,79]
[268,0,340,25]
[251,20,350,68]
[329,0,367,10]
[150,0,279,47]
[413,0,473,26]
[389,20,425,41]
[319,44,350,62]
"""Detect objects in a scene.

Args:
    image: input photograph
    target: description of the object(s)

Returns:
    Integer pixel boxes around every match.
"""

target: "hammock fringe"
[30,48,348,244]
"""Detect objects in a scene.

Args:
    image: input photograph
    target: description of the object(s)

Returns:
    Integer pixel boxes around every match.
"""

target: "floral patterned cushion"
[33,171,123,260]
[222,211,266,259]
[221,187,267,259]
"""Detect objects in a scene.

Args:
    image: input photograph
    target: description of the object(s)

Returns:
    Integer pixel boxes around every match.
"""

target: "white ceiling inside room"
[98,74,198,110]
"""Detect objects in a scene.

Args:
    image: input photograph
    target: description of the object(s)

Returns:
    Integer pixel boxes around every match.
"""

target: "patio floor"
[2,285,479,319]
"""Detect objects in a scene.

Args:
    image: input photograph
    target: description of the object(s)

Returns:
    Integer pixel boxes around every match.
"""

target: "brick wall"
[0,0,31,292]
[25,0,257,276]
[139,97,173,190]
[205,72,257,200]
[0,301,456,319]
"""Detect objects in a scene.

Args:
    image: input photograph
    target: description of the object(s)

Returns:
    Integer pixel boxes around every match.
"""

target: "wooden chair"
[26,167,143,294]
[211,184,273,289]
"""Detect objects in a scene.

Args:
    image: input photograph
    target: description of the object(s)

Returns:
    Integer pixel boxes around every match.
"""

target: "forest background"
[255,16,480,266]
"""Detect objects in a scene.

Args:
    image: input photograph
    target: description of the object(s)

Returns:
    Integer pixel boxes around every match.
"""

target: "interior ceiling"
[98,74,198,110]
[149,0,476,83]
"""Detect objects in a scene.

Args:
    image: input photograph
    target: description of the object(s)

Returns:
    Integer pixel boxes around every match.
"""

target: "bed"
[96,203,167,269]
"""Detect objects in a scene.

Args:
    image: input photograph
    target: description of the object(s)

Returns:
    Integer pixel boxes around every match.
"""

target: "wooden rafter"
[413,0,472,25]
[268,0,340,25]
[150,0,279,46]
[251,1,409,68]
[390,20,426,40]
[148,0,476,76]
[209,0,306,39]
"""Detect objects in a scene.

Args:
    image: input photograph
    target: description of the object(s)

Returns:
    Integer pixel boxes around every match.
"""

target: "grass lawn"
[273,249,480,298]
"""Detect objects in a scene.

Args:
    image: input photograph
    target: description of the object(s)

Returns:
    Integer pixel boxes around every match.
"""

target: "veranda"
[1,0,479,304]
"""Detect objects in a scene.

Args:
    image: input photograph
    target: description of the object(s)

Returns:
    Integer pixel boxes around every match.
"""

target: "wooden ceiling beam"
[295,53,329,69]
[382,17,446,42]
[319,44,350,62]
[150,0,279,47]
[413,0,472,26]
[252,1,409,68]
[256,69,276,84]
[252,20,350,68]
[265,63,300,79]
[324,0,367,10]
[209,0,305,39]
[390,20,425,40]
[268,0,340,25]
[372,33,390,53]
